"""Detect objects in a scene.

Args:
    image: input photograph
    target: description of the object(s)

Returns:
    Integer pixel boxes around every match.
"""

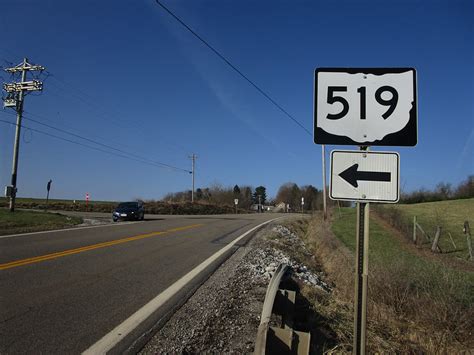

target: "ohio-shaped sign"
[314,68,417,146]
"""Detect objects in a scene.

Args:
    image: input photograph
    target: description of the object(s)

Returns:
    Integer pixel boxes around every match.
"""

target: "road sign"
[314,68,417,146]
[330,150,400,203]
[234,199,239,205]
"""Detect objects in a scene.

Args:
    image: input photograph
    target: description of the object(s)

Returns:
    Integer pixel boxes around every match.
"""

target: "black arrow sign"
[339,164,391,188]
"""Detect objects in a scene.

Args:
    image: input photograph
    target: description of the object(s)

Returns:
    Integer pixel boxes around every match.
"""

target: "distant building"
[274,202,286,212]
[250,204,274,212]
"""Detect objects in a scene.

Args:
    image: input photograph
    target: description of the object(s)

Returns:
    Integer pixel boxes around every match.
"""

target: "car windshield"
[117,202,138,209]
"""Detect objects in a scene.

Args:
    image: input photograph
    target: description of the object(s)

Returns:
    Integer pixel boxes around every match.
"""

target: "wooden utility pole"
[2,58,45,212]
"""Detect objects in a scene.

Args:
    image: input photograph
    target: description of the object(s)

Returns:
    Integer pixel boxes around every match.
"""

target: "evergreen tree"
[253,186,267,205]
[233,184,241,196]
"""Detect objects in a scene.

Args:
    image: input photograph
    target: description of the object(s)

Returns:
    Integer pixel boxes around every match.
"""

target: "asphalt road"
[0,213,284,354]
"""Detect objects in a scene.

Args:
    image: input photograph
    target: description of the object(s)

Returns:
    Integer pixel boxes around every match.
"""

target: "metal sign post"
[46,179,52,211]
[354,201,370,354]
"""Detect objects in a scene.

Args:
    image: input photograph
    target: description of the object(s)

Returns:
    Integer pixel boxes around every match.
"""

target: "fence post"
[464,221,473,261]
[413,216,417,244]
[431,226,442,253]
[448,232,457,251]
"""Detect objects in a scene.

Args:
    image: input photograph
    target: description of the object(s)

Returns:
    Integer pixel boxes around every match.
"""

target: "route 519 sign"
[314,68,417,146]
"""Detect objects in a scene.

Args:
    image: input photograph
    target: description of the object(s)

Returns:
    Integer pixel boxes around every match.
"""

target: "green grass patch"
[330,207,474,351]
[332,207,474,306]
[0,208,82,235]
[375,198,474,257]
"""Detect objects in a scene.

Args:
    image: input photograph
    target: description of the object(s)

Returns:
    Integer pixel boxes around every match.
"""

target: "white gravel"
[140,221,329,354]
[76,218,111,227]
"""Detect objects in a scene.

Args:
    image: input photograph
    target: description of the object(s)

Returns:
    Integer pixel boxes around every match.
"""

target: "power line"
[21,114,191,173]
[19,111,190,172]
[42,72,192,155]
[154,0,312,136]
[0,116,191,173]
[2,65,192,173]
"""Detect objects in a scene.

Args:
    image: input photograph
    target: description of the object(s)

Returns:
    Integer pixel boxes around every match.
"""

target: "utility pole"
[258,194,262,213]
[189,154,197,202]
[2,58,45,212]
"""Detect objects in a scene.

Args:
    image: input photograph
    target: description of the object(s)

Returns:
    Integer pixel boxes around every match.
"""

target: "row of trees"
[163,182,324,211]
[163,184,267,209]
[275,183,322,211]
[161,175,473,209]
[401,175,473,204]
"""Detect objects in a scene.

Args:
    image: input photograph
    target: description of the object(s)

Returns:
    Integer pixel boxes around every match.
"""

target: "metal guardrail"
[254,263,310,355]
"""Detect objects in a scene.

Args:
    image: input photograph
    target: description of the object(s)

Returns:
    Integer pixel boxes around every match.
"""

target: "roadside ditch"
[140,216,337,354]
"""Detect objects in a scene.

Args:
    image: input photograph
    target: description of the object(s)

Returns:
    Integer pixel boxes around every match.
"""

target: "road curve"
[0,213,284,353]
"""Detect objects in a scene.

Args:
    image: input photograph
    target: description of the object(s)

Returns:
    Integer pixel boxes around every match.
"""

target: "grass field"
[0,209,83,235]
[375,198,473,257]
[329,207,474,352]
[332,207,474,300]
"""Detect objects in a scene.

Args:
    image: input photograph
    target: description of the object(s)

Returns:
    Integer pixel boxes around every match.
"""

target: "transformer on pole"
[2,58,45,212]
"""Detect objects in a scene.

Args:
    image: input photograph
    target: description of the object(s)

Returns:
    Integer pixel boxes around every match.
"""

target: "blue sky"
[0,0,472,201]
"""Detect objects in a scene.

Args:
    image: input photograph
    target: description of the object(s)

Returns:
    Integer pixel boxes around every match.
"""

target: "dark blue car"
[112,201,144,222]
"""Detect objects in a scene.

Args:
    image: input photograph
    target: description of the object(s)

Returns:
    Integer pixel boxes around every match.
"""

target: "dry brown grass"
[300,211,474,354]
[0,198,238,215]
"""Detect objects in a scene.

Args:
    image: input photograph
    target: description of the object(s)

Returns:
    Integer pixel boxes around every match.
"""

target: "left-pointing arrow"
[339,164,391,188]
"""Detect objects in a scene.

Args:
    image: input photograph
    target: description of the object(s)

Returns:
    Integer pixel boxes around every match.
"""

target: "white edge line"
[0,221,140,239]
[82,216,283,355]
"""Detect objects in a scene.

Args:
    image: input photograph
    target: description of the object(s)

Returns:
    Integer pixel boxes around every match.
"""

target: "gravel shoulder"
[140,216,330,354]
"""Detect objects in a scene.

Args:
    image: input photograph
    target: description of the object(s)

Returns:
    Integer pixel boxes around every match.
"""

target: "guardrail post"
[254,264,310,355]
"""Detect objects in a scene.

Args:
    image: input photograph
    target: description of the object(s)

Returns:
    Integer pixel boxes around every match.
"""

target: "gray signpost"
[46,179,52,211]
[314,67,417,354]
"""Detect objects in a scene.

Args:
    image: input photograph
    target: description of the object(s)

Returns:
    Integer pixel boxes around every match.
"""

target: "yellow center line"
[0,224,203,271]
